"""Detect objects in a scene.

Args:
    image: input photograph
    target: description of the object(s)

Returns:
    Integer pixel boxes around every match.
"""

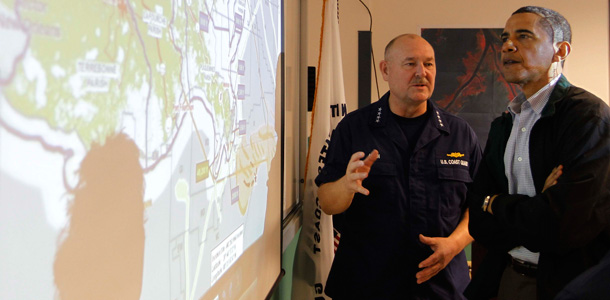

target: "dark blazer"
[465,76,610,300]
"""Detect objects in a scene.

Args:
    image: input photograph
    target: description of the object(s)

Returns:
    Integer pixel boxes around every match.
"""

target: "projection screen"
[0,0,283,299]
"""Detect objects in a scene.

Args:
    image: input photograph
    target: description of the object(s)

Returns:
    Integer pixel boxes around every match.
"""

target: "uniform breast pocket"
[437,166,472,183]
[363,161,399,195]
[436,164,472,221]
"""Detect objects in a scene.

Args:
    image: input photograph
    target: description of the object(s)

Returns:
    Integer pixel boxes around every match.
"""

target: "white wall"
[308,0,610,110]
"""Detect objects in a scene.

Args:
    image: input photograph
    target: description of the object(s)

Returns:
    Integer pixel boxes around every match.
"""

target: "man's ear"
[379,60,389,81]
[553,41,571,63]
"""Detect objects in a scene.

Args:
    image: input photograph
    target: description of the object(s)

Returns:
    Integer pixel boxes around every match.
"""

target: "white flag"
[291,0,347,299]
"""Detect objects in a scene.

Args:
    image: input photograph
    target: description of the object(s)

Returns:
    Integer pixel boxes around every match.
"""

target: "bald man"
[315,34,482,299]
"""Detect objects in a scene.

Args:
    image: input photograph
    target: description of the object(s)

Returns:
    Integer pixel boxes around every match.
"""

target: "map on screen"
[0,0,281,299]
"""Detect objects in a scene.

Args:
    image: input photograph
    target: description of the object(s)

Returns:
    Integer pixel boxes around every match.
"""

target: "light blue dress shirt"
[504,76,560,264]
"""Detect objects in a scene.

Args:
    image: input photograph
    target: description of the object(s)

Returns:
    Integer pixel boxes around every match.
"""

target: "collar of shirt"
[371,92,449,134]
[507,75,561,116]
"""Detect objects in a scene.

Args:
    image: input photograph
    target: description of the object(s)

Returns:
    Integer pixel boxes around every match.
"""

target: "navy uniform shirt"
[316,92,482,299]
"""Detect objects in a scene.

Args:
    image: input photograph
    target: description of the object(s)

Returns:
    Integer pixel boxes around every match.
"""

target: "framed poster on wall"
[422,28,520,146]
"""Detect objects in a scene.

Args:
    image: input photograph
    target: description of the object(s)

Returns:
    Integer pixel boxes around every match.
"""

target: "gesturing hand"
[343,150,379,196]
[416,234,459,284]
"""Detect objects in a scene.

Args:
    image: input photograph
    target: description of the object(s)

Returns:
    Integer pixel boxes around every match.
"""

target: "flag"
[291,0,347,299]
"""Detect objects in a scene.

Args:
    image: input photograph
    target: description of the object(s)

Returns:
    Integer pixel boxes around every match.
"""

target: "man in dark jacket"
[465,6,610,300]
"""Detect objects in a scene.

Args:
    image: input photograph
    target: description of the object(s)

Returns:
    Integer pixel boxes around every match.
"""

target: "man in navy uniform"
[465,6,610,300]
[316,34,482,299]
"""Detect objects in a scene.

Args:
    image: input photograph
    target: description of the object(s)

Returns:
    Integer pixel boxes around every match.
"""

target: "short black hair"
[513,6,572,44]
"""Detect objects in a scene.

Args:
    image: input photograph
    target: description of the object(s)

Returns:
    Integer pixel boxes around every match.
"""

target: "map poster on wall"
[422,28,521,146]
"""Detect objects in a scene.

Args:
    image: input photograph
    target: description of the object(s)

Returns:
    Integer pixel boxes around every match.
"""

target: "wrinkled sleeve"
[315,118,352,187]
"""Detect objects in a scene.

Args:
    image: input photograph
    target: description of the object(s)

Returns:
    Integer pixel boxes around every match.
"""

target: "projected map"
[0,0,280,299]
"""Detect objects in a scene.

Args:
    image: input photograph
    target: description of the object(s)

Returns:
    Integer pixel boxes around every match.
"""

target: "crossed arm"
[486,165,563,215]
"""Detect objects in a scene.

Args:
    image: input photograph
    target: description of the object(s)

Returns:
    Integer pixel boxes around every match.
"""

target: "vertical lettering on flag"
[291,0,347,299]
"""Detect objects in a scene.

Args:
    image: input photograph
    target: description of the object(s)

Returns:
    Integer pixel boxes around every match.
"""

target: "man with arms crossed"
[316,34,481,299]
[466,6,610,300]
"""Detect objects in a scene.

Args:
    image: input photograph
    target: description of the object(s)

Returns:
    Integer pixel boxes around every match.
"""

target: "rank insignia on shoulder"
[447,152,465,158]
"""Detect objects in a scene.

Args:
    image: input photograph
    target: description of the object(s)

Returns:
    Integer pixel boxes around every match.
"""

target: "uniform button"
[517,157,523,162]
[521,127,527,132]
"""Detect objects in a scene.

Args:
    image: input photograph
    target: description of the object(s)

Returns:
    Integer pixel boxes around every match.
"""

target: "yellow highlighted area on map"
[235,125,277,215]
[196,160,209,183]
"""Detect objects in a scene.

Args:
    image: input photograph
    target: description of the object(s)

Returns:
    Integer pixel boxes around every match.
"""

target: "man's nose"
[415,63,426,77]
[502,39,516,52]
